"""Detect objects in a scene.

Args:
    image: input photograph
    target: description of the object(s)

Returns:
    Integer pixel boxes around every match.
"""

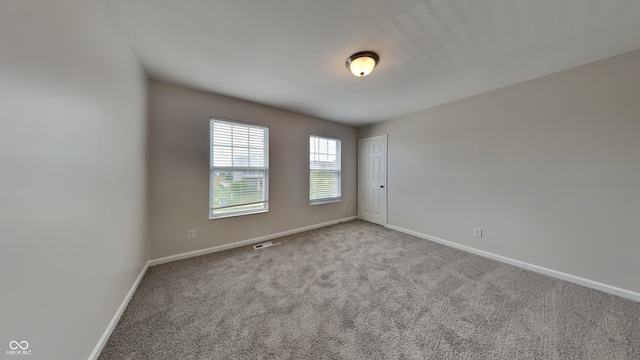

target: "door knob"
[380,185,384,188]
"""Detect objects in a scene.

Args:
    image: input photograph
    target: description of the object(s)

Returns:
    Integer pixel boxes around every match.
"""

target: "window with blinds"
[210,118,269,219]
[309,135,341,204]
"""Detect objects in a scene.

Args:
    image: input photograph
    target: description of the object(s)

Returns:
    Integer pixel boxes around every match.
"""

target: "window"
[309,135,341,204]
[210,118,269,219]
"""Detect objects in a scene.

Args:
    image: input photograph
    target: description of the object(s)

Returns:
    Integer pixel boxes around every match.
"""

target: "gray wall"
[0,1,148,359]
[359,50,640,294]
[148,81,357,259]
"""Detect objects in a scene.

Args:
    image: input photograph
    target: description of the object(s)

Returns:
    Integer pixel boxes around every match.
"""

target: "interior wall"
[0,1,148,359]
[148,81,357,259]
[359,49,640,294]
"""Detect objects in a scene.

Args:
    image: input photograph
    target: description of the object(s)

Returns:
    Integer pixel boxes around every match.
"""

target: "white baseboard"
[386,224,640,303]
[88,260,150,360]
[148,216,359,266]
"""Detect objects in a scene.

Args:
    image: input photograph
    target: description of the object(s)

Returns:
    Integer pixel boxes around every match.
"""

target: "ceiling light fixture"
[346,51,379,77]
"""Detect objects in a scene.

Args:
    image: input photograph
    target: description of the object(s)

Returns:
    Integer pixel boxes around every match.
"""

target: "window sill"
[310,199,341,206]
[209,209,268,220]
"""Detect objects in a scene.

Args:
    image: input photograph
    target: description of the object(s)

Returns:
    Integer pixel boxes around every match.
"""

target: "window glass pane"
[210,119,269,218]
[249,150,264,167]
[232,125,249,147]
[310,170,340,200]
[310,135,341,203]
[212,123,232,145]
[211,171,266,214]
[232,147,249,166]
[212,146,232,167]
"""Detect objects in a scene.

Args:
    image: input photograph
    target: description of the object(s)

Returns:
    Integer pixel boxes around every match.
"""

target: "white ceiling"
[107,0,640,126]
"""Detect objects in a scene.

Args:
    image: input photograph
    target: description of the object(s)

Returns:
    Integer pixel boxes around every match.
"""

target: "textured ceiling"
[107,0,640,126]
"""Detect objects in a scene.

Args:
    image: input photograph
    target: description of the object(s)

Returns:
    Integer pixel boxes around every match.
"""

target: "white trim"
[88,261,150,360]
[358,134,388,142]
[386,224,640,303]
[149,216,359,266]
[310,199,341,206]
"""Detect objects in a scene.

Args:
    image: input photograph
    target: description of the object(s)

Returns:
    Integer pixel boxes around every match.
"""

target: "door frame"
[358,134,388,226]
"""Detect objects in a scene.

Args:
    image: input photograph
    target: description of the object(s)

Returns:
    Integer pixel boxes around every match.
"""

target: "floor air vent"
[253,242,274,249]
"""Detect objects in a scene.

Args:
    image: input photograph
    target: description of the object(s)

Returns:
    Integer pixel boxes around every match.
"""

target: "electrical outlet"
[473,228,483,238]
[187,229,196,240]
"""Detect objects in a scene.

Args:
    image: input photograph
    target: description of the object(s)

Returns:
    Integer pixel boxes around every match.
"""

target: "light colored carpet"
[99,220,640,359]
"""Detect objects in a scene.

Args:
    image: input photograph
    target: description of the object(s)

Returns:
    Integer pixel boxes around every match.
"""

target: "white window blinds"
[309,135,341,204]
[210,118,269,219]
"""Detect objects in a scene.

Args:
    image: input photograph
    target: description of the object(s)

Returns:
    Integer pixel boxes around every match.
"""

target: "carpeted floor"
[98,220,640,359]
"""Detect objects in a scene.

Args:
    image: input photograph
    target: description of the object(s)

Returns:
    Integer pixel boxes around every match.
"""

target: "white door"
[358,135,387,226]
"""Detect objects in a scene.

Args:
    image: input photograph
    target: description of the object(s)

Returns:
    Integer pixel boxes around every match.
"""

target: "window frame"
[309,135,342,205]
[209,118,269,219]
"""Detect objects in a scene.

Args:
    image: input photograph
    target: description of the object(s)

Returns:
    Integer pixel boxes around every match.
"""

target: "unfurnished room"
[1,1,640,359]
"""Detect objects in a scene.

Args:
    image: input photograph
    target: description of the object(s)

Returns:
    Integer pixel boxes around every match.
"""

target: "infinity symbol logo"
[9,341,29,350]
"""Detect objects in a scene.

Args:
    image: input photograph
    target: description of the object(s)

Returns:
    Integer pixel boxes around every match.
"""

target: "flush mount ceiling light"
[346,51,379,77]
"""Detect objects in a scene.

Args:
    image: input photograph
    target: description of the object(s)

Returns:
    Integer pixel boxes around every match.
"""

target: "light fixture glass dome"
[346,51,379,77]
